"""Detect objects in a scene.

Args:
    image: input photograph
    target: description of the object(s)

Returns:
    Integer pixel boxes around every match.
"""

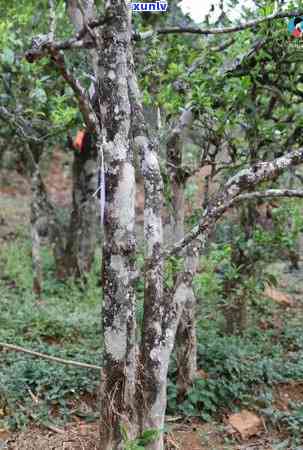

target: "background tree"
[0,0,100,288]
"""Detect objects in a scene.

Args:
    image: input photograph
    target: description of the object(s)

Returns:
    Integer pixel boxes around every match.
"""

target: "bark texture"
[128,48,170,450]
[24,5,303,450]
[96,2,138,448]
[30,162,65,286]
[167,109,198,403]
[64,134,98,277]
[64,0,99,278]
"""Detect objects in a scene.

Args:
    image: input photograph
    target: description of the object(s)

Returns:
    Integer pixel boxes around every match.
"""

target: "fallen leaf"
[228,410,263,439]
[264,286,294,307]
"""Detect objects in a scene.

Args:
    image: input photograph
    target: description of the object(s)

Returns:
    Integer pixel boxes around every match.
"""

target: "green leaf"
[31,87,47,104]
[137,428,161,445]
[2,48,14,65]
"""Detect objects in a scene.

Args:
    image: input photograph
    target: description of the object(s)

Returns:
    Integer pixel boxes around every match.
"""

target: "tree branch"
[25,44,97,132]
[48,0,56,40]
[231,189,303,204]
[0,106,65,143]
[51,50,97,131]
[188,38,236,75]
[220,38,266,77]
[0,342,101,371]
[166,149,303,257]
[137,10,303,39]
[0,106,43,144]
[24,9,303,53]
[25,14,105,56]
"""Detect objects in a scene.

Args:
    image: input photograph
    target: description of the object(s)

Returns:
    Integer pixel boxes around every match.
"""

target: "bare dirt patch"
[6,423,99,450]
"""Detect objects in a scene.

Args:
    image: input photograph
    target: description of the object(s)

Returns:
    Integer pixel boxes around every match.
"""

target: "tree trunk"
[96,2,138,448]
[31,218,43,299]
[30,163,66,288]
[175,277,197,403]
[64,136,98,278]
[224,293,248,335]
[128,56,199,450]
[166,110,198,403]
[64,0,99,279]
[128,44,171,449]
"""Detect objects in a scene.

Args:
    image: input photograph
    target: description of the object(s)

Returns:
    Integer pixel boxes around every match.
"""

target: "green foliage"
[50,94,78,127]
[168,318,303,430]
[0,238,102,431]
[121,426,161,450]
[164,256,184,289]
[193,243,231,302]
[192,200,303,331]
[0,0,82,161]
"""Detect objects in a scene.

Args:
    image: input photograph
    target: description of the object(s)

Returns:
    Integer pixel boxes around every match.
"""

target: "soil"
[2,418,291,450]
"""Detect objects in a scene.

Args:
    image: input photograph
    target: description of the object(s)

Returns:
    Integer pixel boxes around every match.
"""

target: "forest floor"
[1,151,303,449]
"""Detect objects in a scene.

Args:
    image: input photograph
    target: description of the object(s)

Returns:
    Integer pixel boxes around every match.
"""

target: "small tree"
[24,1,303,448]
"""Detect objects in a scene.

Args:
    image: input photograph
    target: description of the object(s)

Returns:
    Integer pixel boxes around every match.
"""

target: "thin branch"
[220,38,266,76]
[17,403,65,434]
[25,15,105,56]
[137,10,303,39]
[24,9,303,53]
[166,108,194,185]
[165,148,303,257]
[231,189,303,204]
[188,38,236,75]
[0,106,65,143]
[0,342,101,371]
[48,50,97,132]
[25,33,97,132]
[0,106,42,144]
[49,0,56,40]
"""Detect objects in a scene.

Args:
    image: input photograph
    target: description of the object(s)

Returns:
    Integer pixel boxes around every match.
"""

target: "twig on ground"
[0,342,101,371]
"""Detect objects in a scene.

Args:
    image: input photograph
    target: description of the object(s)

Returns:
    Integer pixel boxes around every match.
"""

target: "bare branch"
[0,342,101,371]
[0,106,43,143]
[166,149,303,257]
[231,189,303,204]
[24,9,301,52]
[220,38,266,76]
[25,14,105,57]
[49,0,56,40]
[0,105,67,144]
[137,10,303,39]
[25,15,98,133]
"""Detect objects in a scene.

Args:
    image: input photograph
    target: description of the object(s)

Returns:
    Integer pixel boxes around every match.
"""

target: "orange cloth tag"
[74,130,86,151]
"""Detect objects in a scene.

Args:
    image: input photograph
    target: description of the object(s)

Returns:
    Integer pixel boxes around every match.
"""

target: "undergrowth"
[1,234,303,447]
[0,238,101,431]
[167,266,303,446]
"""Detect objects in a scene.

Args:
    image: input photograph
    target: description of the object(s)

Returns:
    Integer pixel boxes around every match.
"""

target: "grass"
[1,230,303,447]
[0,237,102,430]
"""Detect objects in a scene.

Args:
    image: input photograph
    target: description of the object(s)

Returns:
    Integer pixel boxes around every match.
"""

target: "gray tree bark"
[128,47,170,450]
[166,110,198,403]
[24,4,303,450]
[30,153,66,287]
[64,135,99,277]
[95,3,138,449]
